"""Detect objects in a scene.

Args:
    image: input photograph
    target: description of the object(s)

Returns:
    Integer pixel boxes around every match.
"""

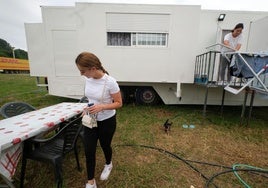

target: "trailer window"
[135,33,167,46]
[107,32,168,47]
[107,32,131,46]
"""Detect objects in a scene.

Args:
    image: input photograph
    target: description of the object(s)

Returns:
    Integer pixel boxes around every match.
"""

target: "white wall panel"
[25,23,51,76]
[52,30,79,77]
[247,16,268,52]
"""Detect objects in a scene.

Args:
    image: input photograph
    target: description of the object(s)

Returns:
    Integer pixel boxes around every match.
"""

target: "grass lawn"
[0,74,268,188]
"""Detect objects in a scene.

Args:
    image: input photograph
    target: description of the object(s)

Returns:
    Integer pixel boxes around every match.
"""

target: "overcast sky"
[1,0,268,51]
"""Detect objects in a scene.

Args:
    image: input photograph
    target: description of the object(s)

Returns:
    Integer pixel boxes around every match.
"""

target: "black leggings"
[83,115,116,180]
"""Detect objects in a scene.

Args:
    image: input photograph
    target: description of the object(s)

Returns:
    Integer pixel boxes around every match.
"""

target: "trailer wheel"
[135,87,160,105]
[120,87,130,104]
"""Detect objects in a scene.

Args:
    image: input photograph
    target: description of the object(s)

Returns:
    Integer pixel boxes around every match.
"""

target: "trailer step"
[224,86,242,95]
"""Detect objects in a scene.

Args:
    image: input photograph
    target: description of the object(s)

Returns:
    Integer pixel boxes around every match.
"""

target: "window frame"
[107,32,168,47]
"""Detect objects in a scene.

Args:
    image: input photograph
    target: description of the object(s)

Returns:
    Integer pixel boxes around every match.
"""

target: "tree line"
[0,38,28,59]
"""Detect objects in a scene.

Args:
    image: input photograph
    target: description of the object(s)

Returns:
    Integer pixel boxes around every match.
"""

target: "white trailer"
[25,2,268,105]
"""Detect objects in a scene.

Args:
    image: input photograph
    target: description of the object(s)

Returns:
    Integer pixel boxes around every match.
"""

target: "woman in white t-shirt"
[75,52,122,188]
[219,23,244,83]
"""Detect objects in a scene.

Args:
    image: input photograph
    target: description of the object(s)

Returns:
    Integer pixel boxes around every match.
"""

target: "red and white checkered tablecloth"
[0,102,86,180]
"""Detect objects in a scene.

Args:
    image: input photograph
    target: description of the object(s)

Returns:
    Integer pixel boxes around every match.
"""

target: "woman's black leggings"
[83,115,116,180]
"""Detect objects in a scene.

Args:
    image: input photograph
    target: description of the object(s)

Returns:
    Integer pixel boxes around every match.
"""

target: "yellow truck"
[0,57,29,73]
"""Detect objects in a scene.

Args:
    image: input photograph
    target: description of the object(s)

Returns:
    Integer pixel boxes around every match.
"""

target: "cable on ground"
[114,144,268,188]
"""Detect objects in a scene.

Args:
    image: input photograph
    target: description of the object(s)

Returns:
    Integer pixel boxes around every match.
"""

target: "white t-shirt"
[85,73,120,121]
[224,32,243,50]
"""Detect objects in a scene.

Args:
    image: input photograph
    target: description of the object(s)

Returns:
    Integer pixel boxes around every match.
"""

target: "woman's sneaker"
[86,180,97,188]
[100,162,113,180]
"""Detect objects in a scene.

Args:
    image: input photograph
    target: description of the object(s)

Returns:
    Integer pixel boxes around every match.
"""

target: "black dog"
[163,119,172,134]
